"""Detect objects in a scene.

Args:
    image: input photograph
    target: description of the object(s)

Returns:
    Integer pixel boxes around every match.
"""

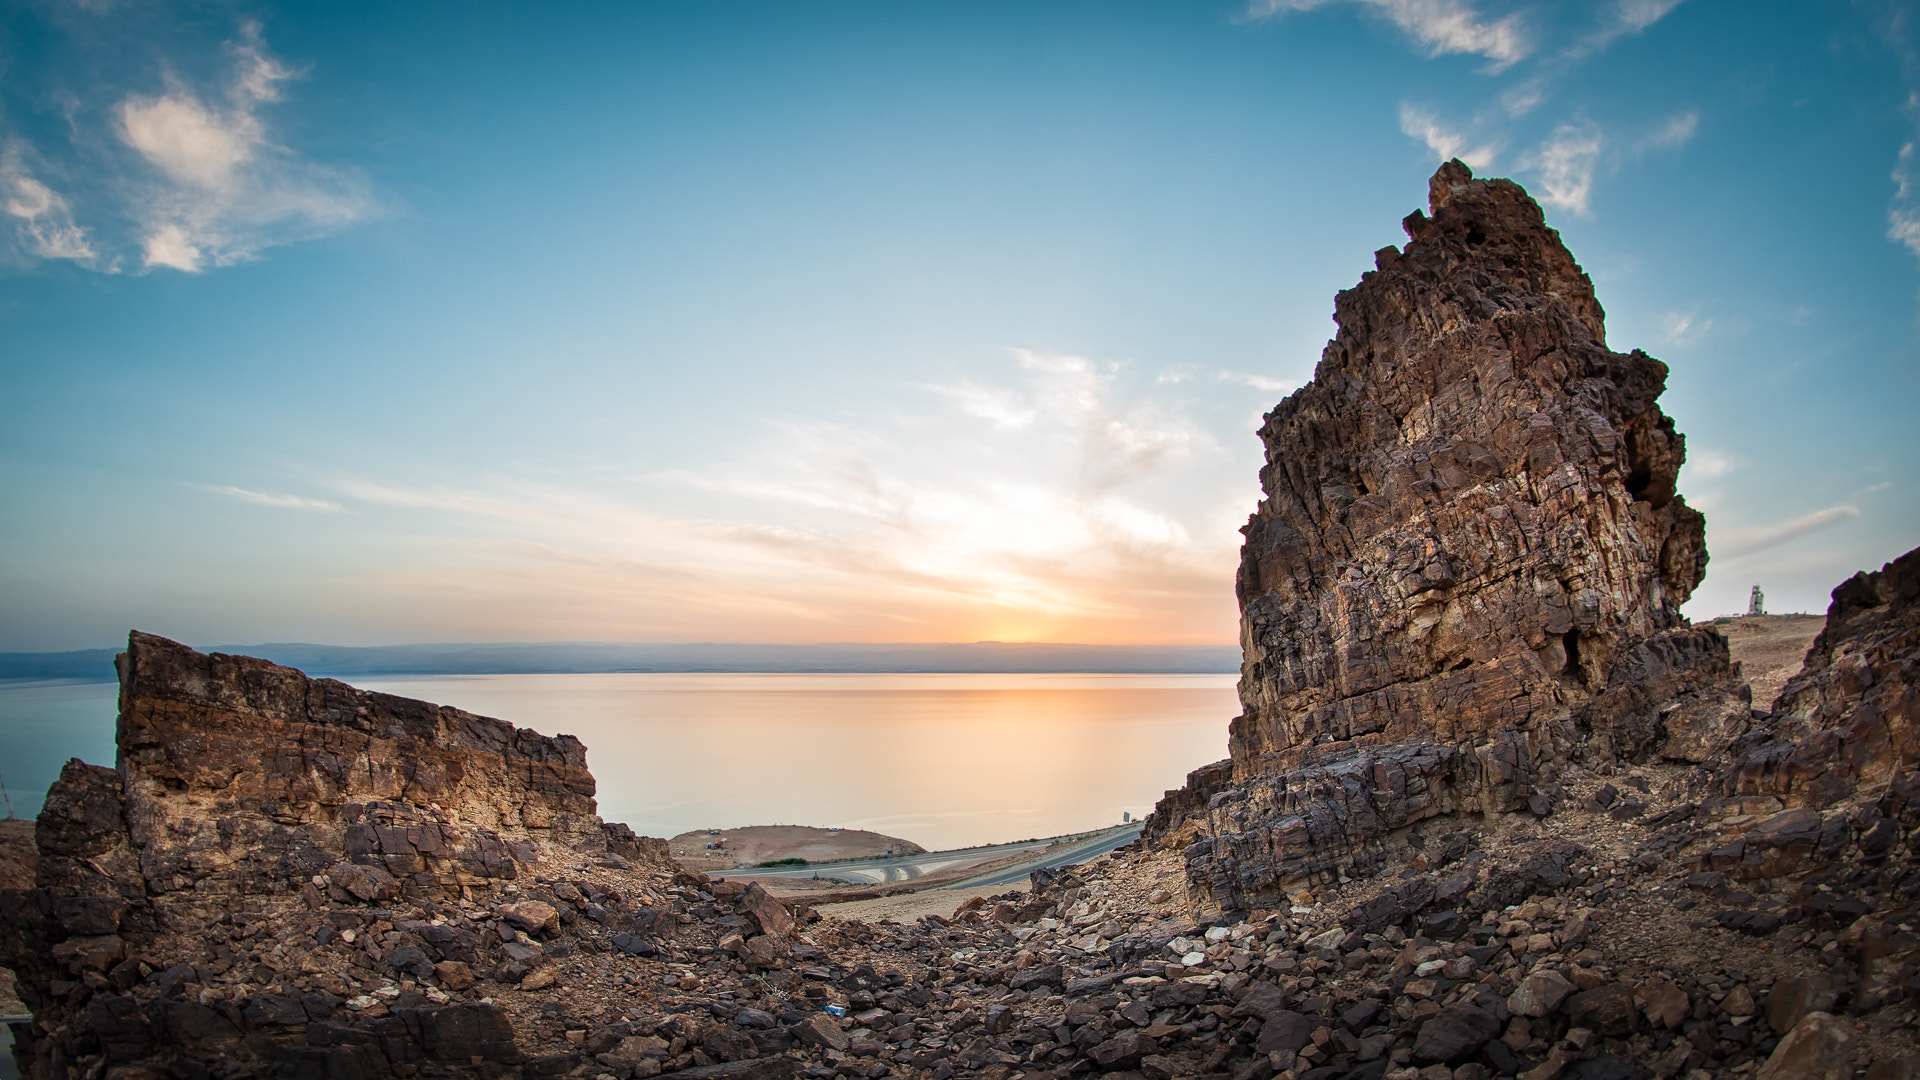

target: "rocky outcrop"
[1146,161,1748,912]
[1719,546,1919,809]
[3,631,678,1077]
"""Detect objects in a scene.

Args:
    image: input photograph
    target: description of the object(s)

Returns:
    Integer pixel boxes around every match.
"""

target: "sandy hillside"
[666,823,925,869]
[1716,612,1825,711]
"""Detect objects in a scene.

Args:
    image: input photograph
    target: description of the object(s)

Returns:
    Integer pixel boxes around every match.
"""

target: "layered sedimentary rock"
[1146,161,1748,912]
[3,631,674,1076]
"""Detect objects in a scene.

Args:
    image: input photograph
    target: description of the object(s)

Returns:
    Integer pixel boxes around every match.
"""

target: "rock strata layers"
[1146,161,1749,912]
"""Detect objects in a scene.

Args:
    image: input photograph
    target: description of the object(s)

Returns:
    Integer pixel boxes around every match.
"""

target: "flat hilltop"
[666,823,925,870]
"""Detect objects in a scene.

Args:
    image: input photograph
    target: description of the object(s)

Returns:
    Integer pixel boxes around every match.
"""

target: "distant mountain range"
[0,641,1241,681]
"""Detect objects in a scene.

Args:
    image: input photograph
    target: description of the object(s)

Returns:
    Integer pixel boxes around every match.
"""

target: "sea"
[0,673,1236,851]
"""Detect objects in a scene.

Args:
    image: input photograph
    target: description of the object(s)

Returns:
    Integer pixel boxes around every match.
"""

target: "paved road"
[939,823,1143,889]
[713,824,1140,886]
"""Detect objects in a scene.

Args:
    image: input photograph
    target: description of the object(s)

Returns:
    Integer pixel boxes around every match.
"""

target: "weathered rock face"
[1146,161,1746,912]
[4,631,674,1077]
[1720,545,1920,810]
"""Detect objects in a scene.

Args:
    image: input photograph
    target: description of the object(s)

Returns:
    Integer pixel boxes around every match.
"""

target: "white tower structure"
[1748,584,1766,617]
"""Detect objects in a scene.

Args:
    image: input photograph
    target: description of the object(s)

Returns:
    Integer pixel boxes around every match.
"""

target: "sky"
[1,0,1917,653]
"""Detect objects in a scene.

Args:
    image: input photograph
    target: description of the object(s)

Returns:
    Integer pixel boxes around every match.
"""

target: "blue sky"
[1,0,1916,651]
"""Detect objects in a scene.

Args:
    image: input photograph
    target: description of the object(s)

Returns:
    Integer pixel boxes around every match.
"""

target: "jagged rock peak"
[1147,162,1747,912]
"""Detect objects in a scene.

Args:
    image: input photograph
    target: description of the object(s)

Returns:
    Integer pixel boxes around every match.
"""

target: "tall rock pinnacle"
[1147,161,1749,912]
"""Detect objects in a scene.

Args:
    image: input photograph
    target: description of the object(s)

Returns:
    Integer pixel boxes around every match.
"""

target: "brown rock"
[1412,1002,1501,1063]
[433,960,475,991]
[739,934,788,969]
[1088,1029,1155,1069]
[519,967,556,991]
[1564,984,1638,1037]
[1765,973,1840,1033]
[737,881,793,938]
[1755,1011,1852,1080]
[499,900,560,934]
[1721,983,1755,1018]
[1507,970,1575,1017]
[1721,545,1920,814]
[1868,1056,1920,1080]
[1144,161,1739,909]
[1635,976,1688,1029]
[790,1012,851,1052]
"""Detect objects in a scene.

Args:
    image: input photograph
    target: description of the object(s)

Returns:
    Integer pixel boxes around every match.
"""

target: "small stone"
[520,968,557,990]
[1507,970,1575,1017]
[433,961,474,991]
[1721,983,1755,1018]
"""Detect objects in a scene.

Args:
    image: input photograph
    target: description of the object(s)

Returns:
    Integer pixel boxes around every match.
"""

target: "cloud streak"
[311,350,1253,643]
[1250,0,1529,68]
[202,485,345,512]
[1715,505,1861,558]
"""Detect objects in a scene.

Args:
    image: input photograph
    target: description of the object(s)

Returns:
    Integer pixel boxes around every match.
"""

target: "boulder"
[1756,1011,1852,1080]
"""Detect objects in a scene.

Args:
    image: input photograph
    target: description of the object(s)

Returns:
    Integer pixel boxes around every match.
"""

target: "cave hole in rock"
[1562,630,1584,682]
[1624,466,1655,501]
[1465,228,1488,246]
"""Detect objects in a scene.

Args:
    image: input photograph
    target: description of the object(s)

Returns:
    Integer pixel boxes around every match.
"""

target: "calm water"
[0,673,1235,850]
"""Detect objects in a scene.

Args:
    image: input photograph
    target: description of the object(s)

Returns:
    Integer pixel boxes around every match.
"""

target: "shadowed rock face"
[1146,161,1747,912]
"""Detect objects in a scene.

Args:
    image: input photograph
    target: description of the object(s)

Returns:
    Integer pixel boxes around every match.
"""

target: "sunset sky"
[2,0,1916,652]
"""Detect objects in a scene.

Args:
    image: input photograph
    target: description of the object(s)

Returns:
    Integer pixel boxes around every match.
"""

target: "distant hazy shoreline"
[0,641,1240,682]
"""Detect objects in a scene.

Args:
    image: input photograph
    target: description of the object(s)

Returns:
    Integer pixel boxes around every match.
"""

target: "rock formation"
[1146,161,1751,912]
[2,631,678,1076]
[1719,546,1918,811]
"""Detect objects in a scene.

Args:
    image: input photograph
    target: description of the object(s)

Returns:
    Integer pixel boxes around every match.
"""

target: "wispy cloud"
[0,146,98,266]
[315,349,1253,643]
[1685,449,1738,479]
[1249,0,1529,69]
[1891,135,1920,259]
[1526,122,1604,215]
[1658,309,1714,346]
[1570,0,1685,58]
[2,19,369,274]
[201,484,345,512]
[1216,371,1296,394]
[115,23,370,272]
[1398,104,1499,169]
[1715,504,1861,558]
[1636,110,1699,154]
